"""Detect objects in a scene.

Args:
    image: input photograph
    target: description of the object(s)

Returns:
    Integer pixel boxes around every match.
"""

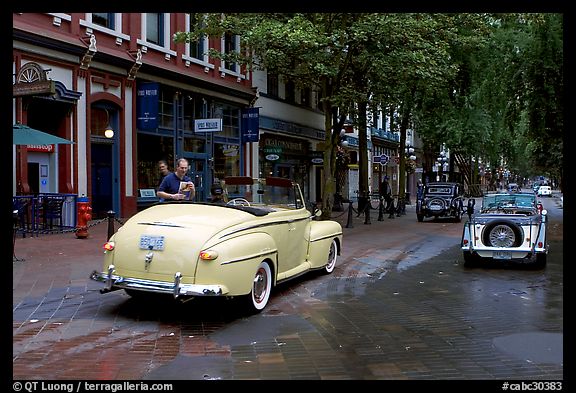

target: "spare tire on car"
[482,220,523,248]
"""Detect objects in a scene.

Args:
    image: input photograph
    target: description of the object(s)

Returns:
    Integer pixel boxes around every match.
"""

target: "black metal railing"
[12,193,78,237]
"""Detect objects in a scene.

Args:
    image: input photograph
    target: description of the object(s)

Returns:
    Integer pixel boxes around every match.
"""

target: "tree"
[176,13,371,219]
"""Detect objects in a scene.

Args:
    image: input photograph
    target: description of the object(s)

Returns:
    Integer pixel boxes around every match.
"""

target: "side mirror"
[314,208,323,217]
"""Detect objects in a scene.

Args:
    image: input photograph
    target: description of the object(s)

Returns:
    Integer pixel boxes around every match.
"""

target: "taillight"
[200,250,219,260]
[463,239,468,245]
[538,241,543,248]
[103,241,115,251]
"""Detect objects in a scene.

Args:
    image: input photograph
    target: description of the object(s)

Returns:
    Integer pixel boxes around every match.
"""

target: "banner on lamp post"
[241,107,260,143]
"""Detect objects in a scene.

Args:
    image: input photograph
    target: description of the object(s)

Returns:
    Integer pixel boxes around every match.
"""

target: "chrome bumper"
[90,265,224,298]
[461,245,548,258]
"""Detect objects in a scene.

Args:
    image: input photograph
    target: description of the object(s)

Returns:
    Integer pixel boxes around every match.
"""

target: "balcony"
[371,127,400,143]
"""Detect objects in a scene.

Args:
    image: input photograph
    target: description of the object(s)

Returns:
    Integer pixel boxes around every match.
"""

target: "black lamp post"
[404,144,416,203]
[436,146,449,182]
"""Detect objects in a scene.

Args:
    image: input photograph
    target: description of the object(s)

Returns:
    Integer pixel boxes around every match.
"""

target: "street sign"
[372,154,389,166]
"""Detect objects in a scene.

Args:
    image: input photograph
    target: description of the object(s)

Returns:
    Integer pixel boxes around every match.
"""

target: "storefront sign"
[310,151,323,164]
[263,147,282,154]
[241,107,260,143]
[195,118,222,132]
[13,80,56,97]
[27,144,55,153]
[260,116,325,140]
[261,136,305,155]
[136,82,159,130]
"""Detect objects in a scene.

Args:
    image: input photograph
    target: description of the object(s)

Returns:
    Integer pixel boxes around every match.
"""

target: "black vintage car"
[416,182,464,222]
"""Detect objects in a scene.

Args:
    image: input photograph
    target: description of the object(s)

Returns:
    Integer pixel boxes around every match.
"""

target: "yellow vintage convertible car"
[91,176,343,313]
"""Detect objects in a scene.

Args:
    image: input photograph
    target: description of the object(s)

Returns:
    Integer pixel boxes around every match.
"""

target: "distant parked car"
[416,182,464,222]
[461,192,548,268]
[532,182,542,193]
[537,185,552,197]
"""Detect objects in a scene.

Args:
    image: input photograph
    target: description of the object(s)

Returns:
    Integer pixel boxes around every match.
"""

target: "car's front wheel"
[242,261,272,313]
[323,239,338,274]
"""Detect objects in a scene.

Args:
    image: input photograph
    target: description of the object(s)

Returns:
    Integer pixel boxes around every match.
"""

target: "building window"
[90,107,110,137]
[146,13,164,46]
[188,14,205,61]
[137,134,174,190]
[301,87,311,107]
[285,79,295,103]
[219,104,240,139]
[179,94,205,131]
[92,13,115,29]
[267,72,279,97]
[159,88,174,129]
[223,32,239,73]
[316,89,324,111]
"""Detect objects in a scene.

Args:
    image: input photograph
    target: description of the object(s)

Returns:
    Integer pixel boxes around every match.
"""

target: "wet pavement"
[13,195,564,381]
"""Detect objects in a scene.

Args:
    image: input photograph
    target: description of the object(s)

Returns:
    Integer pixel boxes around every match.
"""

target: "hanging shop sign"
[263,146,281,161]
[310,151,323,164]
[241,107,260,143]
[136,82,159,130]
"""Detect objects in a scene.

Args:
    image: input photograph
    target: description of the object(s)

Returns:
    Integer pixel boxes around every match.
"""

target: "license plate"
[139,235,165,251]
[429,205,442,211]
[493,251,511,259]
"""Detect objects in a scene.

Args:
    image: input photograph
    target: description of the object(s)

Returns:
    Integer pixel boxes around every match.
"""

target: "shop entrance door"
[91,143,114,218]
[186,157,207,202]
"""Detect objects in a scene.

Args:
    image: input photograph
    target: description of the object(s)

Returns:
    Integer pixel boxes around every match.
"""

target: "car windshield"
[222,176,304,209]
[482,193,536,210]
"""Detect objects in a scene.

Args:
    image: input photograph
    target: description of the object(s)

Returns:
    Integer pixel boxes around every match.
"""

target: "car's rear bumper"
[90,265,226,298]
[461,245,548,259]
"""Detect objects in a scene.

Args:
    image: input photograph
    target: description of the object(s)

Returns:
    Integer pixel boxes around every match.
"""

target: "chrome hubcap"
[253,268,268,303]
[489,225,515,247]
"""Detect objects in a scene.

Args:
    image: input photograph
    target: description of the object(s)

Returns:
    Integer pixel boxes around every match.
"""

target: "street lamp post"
[436,146,449,182]
[404,144,417,204]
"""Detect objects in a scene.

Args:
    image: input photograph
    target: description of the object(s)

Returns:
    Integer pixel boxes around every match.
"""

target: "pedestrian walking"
[380,176,393,213]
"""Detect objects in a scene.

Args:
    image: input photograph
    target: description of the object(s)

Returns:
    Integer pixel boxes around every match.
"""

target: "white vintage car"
[461,192,548,268]
[91,176,343,313]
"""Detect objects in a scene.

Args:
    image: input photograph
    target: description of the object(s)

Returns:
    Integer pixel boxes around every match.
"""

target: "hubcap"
[253,268,268,304]
[489,225,515,247]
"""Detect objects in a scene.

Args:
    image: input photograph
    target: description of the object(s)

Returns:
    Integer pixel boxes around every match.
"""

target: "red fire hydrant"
[76,196,92,239]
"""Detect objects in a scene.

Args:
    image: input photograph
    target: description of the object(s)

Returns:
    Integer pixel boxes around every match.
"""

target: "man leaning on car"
[157,158,196,201]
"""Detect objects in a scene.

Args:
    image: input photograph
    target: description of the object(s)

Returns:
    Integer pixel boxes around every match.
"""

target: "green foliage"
[174,12,564,199]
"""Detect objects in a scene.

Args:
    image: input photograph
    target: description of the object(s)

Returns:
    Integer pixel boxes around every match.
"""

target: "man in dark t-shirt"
[157,158,195,201]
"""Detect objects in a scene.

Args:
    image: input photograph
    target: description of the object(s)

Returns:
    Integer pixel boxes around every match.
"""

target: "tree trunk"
[358,100,369,199]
